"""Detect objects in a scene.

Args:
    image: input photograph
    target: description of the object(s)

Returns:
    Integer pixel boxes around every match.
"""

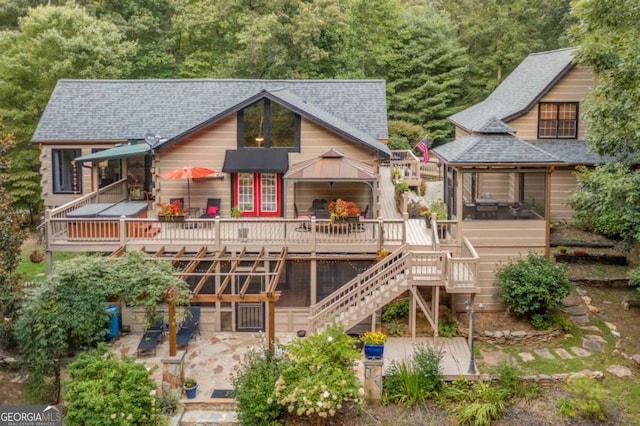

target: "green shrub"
[530,311,573,331]
[64,344,159,425]
[230,347,282,425]
[495,252,572,318]
[274,323,362,420]
[495,360,522,397]
[628,267,640,289]
[385,319,404,336]
[451,381,508,426]
[559,377,607,421]
[381,299,409,322]
[436,377,472,404]
[383,344,442,406]
[438,317,458,337]
[158,389,182,416]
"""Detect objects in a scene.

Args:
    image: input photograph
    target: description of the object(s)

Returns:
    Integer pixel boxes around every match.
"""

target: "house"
[432,47,611,310]
[34,79,479,338]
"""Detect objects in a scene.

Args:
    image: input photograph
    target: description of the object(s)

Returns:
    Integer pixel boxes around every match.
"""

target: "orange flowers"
[327,198,360,219]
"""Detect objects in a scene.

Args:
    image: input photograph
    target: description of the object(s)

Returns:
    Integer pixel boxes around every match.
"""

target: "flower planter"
[184,382,198,399]
[158,215,185,222]
[363,344,384,359]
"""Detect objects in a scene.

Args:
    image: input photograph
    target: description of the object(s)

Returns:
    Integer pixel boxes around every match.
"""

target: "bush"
[451,381,508,426]
[385,319,404,336]
[628,267,640,289]
[230,348,282,425]
[381,299,409,322]
[64,344,159,425]
[495,252,572,318]
[383,344,443,406]
[558,377,607,421]
[438,317,458,337]
[495,360,522,397]
[274,323,362,421]
[530,311,573,331]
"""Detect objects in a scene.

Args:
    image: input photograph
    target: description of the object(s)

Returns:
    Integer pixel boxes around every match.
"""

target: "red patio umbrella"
[157,166,217,209]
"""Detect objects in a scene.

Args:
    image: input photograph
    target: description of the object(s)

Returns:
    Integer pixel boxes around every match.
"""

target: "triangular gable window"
[237,99,300,151]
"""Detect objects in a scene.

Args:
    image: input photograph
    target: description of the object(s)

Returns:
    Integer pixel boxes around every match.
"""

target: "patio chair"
[360,204,369,219]
[510,201,532,219]
[314,209,331,219]
[308,198,327,215]
[136,317,166,357]
[294,204,311,231]
[177,306,201,351]
[199,198,221,219]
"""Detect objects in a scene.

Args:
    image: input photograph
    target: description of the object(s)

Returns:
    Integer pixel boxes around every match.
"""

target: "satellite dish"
[144,133,160,147]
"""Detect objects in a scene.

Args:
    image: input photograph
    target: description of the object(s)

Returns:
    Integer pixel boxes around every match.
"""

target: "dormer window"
[538,102,578,139]
[238,99,300,150]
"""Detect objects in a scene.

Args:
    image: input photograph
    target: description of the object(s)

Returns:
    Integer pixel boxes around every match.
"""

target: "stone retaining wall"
[458,328,560,345]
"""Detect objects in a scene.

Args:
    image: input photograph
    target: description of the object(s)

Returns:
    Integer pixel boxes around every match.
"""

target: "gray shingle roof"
[449,48,576,132]
[527,140,615,165]
[32,79,389,152]
[475,116,515,134]
[432,133,561,164]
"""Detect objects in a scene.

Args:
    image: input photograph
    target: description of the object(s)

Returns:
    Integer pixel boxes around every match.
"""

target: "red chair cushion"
[206,206,218,215]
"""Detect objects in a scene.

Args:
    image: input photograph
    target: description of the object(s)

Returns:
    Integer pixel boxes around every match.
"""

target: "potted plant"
[231,205,249,239]
[360,331,387,359]
[429,199,448,238]
[157,199,185,221]
[184,376,198,399]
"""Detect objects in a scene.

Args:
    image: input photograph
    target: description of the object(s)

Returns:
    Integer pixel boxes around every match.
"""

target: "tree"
[15,251,191,403]
[432,0,573,103]
[0,4,135,216]
[570,0,640,161]
[386,6,469,143]
[567,164,640,247]
[387,120,427,150]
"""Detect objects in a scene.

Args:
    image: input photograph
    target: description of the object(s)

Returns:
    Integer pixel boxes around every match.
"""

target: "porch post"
[168,303,177,357]
[44,209,53,275]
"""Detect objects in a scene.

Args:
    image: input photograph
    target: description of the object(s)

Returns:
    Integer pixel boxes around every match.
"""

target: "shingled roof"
[32,79,389,155]
[449,48,576,132]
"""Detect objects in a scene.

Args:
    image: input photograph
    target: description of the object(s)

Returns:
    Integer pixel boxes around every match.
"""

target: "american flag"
[416,136,429,163]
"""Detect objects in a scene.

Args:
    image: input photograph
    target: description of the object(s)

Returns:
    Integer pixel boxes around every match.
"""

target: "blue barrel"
[105,304,119,340]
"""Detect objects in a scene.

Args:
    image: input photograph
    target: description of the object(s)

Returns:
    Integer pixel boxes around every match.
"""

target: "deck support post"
[168,303,176,357]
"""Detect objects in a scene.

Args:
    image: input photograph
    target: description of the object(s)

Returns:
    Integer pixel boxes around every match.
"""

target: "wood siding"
[40,142,119,209]
[454,220,546,311]
[508,66,594,140]
[550,168,578,221]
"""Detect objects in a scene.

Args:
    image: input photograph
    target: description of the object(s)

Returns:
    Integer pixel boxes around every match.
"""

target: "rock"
[511,330,527,338]
[534,348,555,359]
[632,354,640,365]
[606,365,633,378]
[562,295,582,308]
[586,304,600,313]
[575,287,587,296]
[502,330,510,338]
[605,321,617,331]
[570,346,591,357]
[494,331,504,338]
[611,330,621,338]
[584,334,605,343]
[519,352,535,362]
[580,326,601,332]
[555,348,574,359]
[484,330,493,337]
[582,338,603,352]
[581,296,592,305]
[564,305,587,316]
[569,315,590,324]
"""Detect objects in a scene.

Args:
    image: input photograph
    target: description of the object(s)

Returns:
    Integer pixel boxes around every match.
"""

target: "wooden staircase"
[309,245,414,332]
[309,244,479,333]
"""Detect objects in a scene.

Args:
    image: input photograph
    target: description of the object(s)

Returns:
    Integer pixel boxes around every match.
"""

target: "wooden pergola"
[114,245,287,355]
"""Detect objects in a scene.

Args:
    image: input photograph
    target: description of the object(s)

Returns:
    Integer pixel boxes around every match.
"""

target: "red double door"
[234,172,281,217]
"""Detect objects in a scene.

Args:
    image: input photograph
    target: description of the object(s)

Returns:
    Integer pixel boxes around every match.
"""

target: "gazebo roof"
[284,148,376,181]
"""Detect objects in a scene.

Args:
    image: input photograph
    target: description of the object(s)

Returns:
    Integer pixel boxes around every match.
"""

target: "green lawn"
[14,250,82,282]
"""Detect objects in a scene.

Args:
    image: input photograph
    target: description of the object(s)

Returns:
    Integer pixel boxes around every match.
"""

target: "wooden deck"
[383,337,477,380]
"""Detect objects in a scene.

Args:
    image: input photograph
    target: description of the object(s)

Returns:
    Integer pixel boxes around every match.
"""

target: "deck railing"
[309,245,412,331]
[47,215,406,253]
[48,179,128,220]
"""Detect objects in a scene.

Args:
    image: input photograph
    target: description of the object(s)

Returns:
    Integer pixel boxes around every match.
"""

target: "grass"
[14,250,82,282]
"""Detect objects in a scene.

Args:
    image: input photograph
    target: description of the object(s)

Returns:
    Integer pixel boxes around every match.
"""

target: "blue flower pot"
[184,383,198,399]
[363,344,384,359]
